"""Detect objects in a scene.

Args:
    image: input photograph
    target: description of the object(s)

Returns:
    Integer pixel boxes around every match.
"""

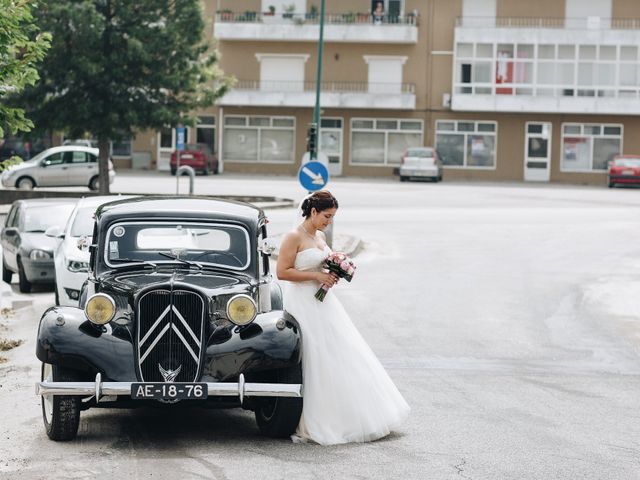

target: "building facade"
[125,0,640,186]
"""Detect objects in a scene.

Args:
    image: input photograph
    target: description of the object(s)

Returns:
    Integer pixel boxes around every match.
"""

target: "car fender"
[36,306,138,379]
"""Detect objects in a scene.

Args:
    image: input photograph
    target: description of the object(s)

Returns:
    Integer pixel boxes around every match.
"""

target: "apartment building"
[128,0,640,185]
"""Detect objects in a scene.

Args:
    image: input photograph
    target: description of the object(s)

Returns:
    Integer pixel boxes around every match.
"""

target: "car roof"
[75,195,137,209]
[14,198,78,207]
[40,145,99,155]
[95,196,264,226]
[613,154,640,159]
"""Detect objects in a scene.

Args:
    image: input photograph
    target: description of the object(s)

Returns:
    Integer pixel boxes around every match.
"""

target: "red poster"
[496,50,513,94]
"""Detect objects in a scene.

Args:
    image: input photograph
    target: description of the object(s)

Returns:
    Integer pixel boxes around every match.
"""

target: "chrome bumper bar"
[35,373,302,404]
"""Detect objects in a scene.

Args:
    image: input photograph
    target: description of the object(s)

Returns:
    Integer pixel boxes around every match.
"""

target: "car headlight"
[226,294,257,326]
[84,293,116,325]
[67,260,89,273]
[30,249,52,260]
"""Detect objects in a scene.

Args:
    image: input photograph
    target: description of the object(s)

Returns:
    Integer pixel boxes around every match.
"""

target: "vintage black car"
[35,196,302,441]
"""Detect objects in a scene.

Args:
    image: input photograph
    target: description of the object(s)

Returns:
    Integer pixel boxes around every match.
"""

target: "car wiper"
[157,252,203,270]
[110,258,157,268]
[190,249,244,267]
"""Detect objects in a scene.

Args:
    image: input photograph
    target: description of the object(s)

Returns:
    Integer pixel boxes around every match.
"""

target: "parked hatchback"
[170,143,218,175]
[1,199,77,293]
[608,155,640,188]
[399,147,443,182]
[0,146,115,190]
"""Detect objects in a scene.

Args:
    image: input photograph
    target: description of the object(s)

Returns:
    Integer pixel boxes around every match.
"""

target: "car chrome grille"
[136,289,205,382]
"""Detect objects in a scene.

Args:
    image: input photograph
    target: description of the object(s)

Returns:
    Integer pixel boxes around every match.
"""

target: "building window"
[196,116,216,154]
[435,120,497,168]
[223,115,295,163]
[350,118,422,166]
[561,123,621,172]
[256,54,309,92]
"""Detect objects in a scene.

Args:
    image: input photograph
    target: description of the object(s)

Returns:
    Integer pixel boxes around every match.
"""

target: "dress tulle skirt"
[283,273,410,446]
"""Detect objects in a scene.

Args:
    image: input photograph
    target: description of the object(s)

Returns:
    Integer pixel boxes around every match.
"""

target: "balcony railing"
[456,16,640,29]
[216,11,418,26]
[231,79,415,94]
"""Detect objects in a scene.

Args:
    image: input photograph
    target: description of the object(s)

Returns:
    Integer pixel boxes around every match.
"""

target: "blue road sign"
[176,127,186,151]
[298,161,329,191]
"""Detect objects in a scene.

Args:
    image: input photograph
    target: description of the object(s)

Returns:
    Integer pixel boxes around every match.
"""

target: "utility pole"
[310,0,326,161]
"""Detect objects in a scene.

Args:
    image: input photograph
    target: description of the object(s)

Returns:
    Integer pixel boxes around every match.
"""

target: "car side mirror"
[77,236,91,251]
[258,237,278,256]
[45,225,65,239]
[3,227,18,237]
[40,160,49,167]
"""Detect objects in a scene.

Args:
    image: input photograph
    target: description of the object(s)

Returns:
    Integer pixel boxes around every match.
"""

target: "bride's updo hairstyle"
[301,190,339,218]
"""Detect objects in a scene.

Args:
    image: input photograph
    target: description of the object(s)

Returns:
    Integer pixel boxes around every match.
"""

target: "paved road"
[1,175,639,479]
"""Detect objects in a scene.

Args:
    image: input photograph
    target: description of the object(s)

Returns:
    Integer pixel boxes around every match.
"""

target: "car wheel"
[203,166,210,176]
[608,180,614,188]
[170,168,176,176]
[16,176,35,190]
[88,176,99,191]
[17,258,32,293]
[437,174,443,182]
[41,363,81,441]
[2,258,12,284]
[254,364,303,438]
[399,176,408,182]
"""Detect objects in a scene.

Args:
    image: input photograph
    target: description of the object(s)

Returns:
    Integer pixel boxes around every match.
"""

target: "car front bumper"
[609,174,640,184]
[23,258,56,283]
[36,372,302,404]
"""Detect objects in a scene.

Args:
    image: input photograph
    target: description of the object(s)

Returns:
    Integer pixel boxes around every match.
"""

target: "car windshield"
[70,206,97,237]
[22,204,75,232]
[104,221,250,270]
[613,158,640,167]
[407,148,434,158]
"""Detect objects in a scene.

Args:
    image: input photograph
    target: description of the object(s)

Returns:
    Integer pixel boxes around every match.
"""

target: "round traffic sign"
[298,161,329,191]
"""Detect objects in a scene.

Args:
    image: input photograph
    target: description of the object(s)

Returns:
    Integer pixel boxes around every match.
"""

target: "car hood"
[99,269,249,297]
[19,232,60,253]
[4,160,38,173]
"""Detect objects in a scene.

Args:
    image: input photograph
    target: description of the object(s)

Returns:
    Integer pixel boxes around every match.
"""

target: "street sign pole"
[311,0,326,162]
[175,126,185,194]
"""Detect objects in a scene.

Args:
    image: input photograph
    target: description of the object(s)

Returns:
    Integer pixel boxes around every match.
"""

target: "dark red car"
[170,143,218,175]
[608,155,640,188]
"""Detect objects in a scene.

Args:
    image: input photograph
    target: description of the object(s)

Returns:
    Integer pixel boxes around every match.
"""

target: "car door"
[65,151,94,185]
[38,152,68,186]
[1,204,22,270]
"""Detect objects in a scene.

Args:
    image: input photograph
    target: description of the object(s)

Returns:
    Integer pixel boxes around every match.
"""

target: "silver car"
[399,147,443,182]
[0,146,115,190]
[1,199,77,293]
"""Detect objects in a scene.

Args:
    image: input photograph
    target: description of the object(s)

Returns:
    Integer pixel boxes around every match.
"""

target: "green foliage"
[0,0,51,137]
[14,0,232,193]
[20,0,231,141]
[0,156,24,173]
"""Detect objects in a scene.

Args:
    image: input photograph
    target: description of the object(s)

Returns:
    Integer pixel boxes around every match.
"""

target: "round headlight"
[226,294,257,326]
[84,294,116,325]
[67,260,89,273]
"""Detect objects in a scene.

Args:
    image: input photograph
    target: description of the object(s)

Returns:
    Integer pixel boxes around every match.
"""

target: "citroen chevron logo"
[159,364,182,382]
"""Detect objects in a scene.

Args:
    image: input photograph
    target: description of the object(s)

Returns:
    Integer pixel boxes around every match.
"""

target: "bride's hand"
[316,272,339,288]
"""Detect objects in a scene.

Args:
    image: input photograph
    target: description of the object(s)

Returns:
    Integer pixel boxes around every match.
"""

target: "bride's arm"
[277,232,336,286]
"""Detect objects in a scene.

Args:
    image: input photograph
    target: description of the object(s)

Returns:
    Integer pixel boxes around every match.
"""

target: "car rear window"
[407,148,434,158]
[613,158,640,167]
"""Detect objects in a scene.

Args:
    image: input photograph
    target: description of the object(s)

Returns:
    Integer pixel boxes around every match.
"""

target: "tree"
[0,0,51,138]
[17,0,231,193]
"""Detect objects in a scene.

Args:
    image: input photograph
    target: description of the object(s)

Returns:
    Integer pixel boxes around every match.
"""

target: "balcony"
[217,80,416,110]
[214,12,418,44]
[452,17,640,115]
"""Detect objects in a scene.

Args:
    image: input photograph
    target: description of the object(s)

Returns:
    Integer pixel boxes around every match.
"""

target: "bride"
[277,190,410,445]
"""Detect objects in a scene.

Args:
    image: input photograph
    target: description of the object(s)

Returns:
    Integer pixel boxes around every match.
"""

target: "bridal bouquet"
[315,252,356,302]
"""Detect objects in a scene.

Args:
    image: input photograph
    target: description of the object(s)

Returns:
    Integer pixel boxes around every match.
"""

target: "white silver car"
[47,196,132,305]
[399,147,443,182]
[0,145,115,190]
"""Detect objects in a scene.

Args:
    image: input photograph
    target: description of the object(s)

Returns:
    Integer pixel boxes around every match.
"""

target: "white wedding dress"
[282,245,410,445]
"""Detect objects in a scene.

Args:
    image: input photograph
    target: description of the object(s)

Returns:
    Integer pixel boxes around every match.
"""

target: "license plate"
[180,154,193,159]
[131,383,207,400]
[622,170,634,175]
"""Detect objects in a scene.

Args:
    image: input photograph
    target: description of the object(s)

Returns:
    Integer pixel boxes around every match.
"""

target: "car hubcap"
[42,363,53,423]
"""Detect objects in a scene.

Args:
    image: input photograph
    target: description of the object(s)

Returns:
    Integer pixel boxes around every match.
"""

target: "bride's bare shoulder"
[280,230,303,251]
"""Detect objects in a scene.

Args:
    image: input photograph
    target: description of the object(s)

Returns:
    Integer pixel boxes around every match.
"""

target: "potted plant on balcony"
[263,5,277,24]
[342,11,356,23]
[217,9,233,21]
[242,10,257,22]
[356,11,370,23]
[306,5,318,21]
[283,4,295,20]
